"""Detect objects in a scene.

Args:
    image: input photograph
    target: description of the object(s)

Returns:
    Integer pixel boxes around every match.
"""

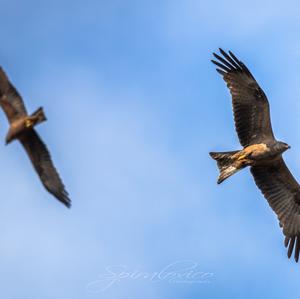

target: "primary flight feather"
[210,48,300,262]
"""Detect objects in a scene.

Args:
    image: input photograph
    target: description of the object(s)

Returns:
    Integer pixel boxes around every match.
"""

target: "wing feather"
[212,49,275,147]
[251,159,300,261]
[19,130,71,208]
[0,67,27,122]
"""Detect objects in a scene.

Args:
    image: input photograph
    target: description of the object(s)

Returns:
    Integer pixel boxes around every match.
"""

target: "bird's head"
[277,141,291,153]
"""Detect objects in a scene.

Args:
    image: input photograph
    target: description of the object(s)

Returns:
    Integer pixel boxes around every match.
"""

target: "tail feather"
[31,107,47,124]
[209,150,243,184]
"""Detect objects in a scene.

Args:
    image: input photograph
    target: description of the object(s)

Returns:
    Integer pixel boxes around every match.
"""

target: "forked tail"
[209,150,244,184]
[31,107,47,125]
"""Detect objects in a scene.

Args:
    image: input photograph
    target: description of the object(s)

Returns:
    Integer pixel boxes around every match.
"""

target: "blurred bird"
[0,68,71,208]
[210,48,300,262]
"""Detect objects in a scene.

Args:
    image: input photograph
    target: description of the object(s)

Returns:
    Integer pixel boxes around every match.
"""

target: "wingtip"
[63,196,71,208]
[62,194,72,209]
[55,190,71,208]
[228,50,234,56]
[287,236,296,259]
[284,236,290,248]
[217,177,223,184]
[216,69,225,76]
[219,48,228,57]
[65,202,72,209]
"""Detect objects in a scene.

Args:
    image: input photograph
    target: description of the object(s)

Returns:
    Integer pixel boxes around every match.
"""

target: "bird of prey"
[0,68,71,208]
[210,48,300,262]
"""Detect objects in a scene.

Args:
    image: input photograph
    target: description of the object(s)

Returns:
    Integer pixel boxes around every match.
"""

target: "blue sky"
[1,0,300,298]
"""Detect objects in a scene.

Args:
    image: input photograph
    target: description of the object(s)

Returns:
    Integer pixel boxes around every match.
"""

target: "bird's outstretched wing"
[211,49,275,147]
[251,159,300,262]
[0,67,27,122]
[19,130,71,208]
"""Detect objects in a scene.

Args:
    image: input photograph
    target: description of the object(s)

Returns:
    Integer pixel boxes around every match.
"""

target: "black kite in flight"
[210,49,300,262]
[0,68,71,208]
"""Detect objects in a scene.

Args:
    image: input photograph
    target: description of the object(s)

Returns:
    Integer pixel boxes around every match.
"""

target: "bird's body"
[211,142,290,184]
[4,106,46,144]
[0,67,71,208]
[210,49,300,262]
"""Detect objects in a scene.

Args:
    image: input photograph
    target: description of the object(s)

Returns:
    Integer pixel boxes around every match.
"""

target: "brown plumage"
[210,49,300,262]
[0,67,71,208]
